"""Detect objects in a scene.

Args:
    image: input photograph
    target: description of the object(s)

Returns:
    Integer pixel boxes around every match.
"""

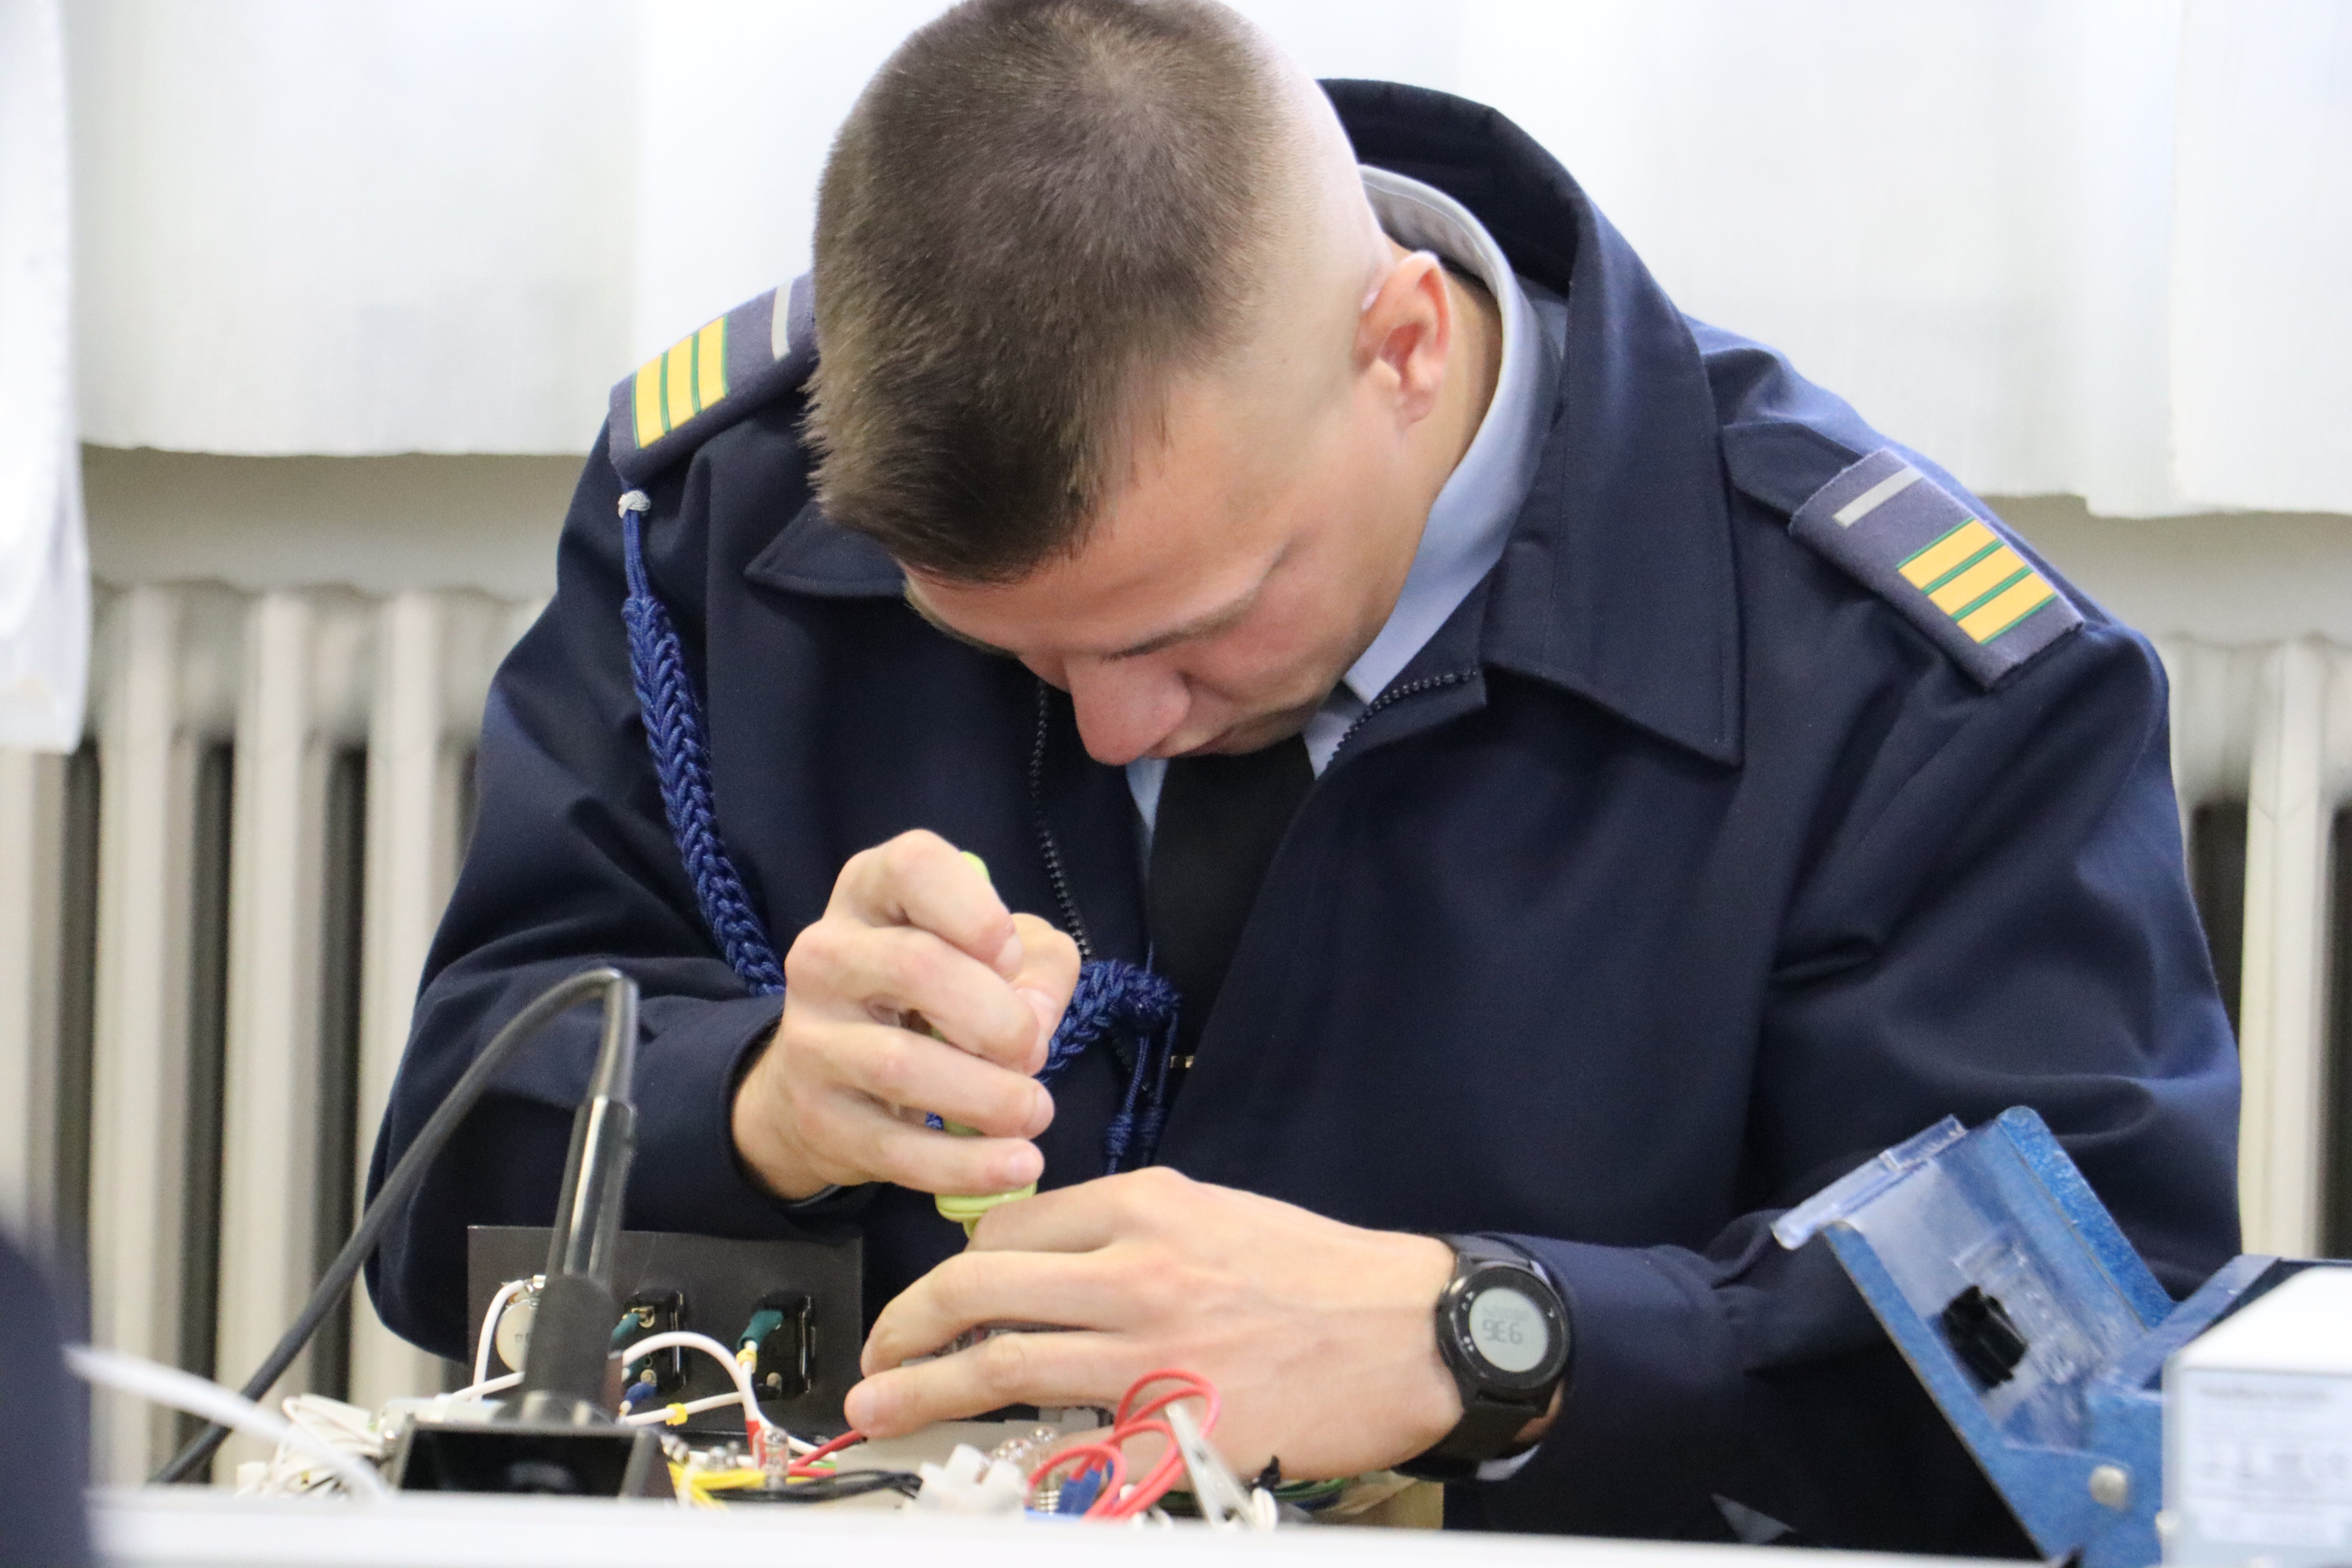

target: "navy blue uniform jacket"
[368,83,2239,1550]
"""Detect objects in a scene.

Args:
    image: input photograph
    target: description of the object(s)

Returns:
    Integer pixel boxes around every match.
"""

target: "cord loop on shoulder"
[616,496,1185,1166]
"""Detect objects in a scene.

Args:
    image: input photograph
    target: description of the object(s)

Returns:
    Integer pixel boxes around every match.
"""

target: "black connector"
[616,1290,689,1396]
[1941,1284,2029,1388]
[393,1422,668,1499]
[746,1292,815,1405]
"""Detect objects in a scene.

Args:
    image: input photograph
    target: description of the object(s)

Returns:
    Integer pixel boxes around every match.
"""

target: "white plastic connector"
[915,1443,1030,1515]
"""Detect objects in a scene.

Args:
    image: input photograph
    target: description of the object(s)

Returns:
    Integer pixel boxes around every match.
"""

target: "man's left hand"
[846,1168,1477,1479]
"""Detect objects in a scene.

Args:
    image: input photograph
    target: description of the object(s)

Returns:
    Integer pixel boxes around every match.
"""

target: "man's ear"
[1354,249,1452,426]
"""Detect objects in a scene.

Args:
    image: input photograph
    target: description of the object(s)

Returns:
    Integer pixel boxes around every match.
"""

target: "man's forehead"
[902,509,1279,663]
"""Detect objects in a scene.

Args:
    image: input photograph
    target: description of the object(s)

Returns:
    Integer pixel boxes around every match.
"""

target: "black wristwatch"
[1398,1235,1572,1482]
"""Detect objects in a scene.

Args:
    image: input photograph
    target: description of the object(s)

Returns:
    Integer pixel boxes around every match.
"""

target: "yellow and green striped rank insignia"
[633,313,731,450]
[1791,446,2082,686]
[605,275,817,488]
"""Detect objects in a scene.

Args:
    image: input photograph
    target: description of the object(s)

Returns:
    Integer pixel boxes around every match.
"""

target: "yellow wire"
[684,1467,770,1508]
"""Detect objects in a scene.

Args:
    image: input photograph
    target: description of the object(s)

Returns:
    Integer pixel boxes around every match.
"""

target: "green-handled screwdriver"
[933,851,1038,1238]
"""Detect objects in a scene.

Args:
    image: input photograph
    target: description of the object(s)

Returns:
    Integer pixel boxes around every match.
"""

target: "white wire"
[612,1330,817,1452]
[252,1395,384,1499]
[616,1330,763,1422]
[443,1370,521,1403]
[619,1390,744,1427]
[66,1345,387,1501]
[473,1277,531,1386]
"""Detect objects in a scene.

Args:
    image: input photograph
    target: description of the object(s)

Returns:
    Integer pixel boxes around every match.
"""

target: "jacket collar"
[746,495,903,598]
[749,80,1743,766]
[1327,81,1742,766]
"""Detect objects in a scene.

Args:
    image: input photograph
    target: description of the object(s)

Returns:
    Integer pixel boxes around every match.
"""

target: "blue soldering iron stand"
[1776,1107,2296,1568]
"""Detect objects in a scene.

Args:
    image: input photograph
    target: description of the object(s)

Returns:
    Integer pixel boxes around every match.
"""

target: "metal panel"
[2154,636,2352,1258]
[86,584,242,1481]
[211,592,372,1477]
[2239,641,2352,1255]
[347,591,519,1412]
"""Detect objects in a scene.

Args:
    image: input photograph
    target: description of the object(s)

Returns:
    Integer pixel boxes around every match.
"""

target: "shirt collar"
[1343,168,1560,708]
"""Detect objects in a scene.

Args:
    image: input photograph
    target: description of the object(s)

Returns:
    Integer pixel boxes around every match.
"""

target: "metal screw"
[2089,1465,2130,1510]
[764,1373,783,1390]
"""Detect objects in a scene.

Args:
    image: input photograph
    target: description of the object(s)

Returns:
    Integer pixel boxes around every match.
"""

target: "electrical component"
[1014,1368,1270,1526]
[2165,1267,2352,1568]
[713,1471,924,1504]
[231,1395,386,1499]
[611,1328,775,1464]
[107,961,1283,1525]
[466,1225,860,1440]
[481,1275,541,1380]
[739,1292,814,1404]
[916,1444,1031,1515]
[394,969,668,1496]
[1777,1107,2352,1568]
[615,1291,689,1396]
[1166,1402,1278,1530]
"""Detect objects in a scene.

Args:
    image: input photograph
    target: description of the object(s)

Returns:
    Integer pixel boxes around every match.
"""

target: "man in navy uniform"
[368,0,2238,1548]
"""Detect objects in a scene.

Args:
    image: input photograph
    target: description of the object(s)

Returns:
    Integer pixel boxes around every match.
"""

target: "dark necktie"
[1145,734,1314,1066]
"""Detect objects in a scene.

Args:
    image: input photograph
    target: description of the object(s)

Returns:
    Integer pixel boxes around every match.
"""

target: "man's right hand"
[730,830,1082,1202]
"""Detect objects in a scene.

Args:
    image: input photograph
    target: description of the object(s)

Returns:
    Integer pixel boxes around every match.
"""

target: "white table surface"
[91,1487,2008,1568]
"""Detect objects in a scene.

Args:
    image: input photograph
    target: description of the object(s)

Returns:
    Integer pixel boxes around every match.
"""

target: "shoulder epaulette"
[607,274,815,486]
[1790,446,2082,687]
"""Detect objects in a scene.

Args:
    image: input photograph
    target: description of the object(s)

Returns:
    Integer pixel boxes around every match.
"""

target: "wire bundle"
[671,1428,884,1506]
[1028,1369,1220,1521]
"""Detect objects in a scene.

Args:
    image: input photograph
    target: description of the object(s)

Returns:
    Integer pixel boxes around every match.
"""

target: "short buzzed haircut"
[806,0,1291,583]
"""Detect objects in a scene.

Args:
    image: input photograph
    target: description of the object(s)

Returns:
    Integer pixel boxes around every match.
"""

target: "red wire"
[790,1428,866,1475]
[1096,1420,1181,1518]
[1110,1373,1214,1439]
[1093,1368,1223,1520]
[1019,1369,1223,1520]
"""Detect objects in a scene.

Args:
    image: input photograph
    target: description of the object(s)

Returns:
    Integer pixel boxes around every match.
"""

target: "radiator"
[0,584,536,1482]
[0,597,2343,1484]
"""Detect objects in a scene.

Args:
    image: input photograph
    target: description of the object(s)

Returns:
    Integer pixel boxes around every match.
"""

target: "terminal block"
[615,1289,689,1396]
[468,1226,861,1438]
[742,1292,815,1404]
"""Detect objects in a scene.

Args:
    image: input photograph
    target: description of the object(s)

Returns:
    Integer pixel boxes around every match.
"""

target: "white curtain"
[0,0,87,752]
[67,0,2352,517]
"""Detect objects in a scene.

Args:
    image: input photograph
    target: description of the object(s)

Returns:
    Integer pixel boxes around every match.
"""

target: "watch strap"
[1396,1393,1538,1482]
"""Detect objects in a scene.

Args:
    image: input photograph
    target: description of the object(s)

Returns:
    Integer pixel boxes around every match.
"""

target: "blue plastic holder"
[1775,1107,2277,1568]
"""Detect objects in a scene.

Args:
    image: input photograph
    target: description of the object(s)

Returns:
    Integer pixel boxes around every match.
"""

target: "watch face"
[1467,1285,1551,1374]
[1445,1260,1568,1392]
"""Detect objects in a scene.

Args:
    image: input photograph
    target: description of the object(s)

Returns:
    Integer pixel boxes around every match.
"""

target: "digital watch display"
[1401,1235,1572,1481]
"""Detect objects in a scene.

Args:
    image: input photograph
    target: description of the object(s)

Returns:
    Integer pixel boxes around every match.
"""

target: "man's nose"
[1064,659,1188,766]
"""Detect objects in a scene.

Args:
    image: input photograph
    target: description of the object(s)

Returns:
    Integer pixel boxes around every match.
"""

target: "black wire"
[711,1471,925,1503]
[152,967,630,1485]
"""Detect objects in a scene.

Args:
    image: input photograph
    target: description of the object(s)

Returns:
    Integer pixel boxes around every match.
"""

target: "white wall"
[65,1,2352,519]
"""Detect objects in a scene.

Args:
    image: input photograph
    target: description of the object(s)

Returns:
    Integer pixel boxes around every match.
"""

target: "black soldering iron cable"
[153,966,634,1485]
